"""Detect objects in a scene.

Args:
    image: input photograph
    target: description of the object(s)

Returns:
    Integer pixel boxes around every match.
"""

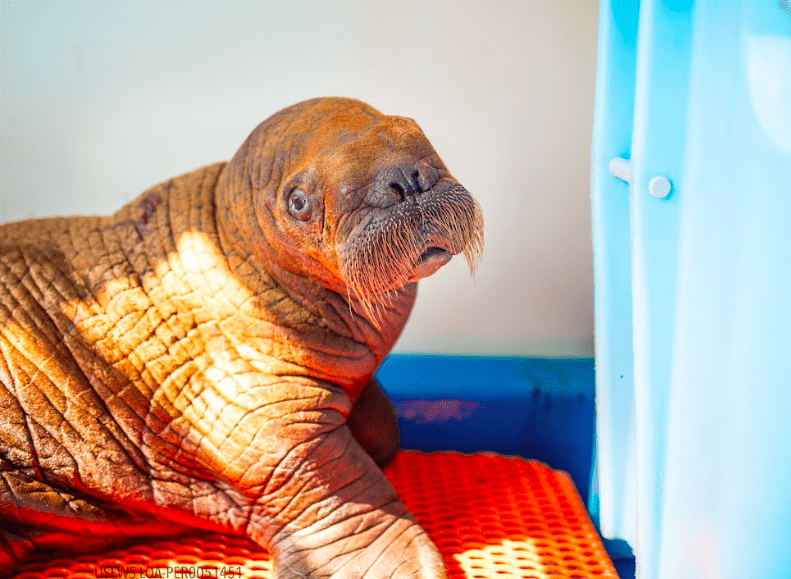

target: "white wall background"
[0,0,599,357]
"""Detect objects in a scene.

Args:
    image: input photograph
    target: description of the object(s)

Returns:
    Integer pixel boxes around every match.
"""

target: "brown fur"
[0,97,483,578]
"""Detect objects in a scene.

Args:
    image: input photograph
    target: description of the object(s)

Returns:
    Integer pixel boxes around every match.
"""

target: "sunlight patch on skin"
[55,228,309,481]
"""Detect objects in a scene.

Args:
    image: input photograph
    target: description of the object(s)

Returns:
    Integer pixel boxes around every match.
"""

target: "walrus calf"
[0,97,483,578]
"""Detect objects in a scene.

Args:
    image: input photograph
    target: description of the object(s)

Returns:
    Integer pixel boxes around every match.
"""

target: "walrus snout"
[365,160,440,208]
[340,175,483,322]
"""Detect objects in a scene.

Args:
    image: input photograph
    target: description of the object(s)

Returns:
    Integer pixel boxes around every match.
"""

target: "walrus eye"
[288,188,312,221]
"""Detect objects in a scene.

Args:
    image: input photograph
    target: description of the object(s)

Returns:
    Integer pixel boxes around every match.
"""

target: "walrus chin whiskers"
[341,185,484,327]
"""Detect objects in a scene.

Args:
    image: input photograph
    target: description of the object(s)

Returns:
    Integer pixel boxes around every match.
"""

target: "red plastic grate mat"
[11,451,618,579]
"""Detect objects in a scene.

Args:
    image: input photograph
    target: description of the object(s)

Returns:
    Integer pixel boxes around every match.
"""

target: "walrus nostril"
[390,181,406,202]
[366,162,439,208]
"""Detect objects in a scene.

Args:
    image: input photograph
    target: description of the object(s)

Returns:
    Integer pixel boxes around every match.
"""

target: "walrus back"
[0,163,228,571]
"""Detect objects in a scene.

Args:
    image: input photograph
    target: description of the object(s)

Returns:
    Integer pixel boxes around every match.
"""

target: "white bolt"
[648,175,672,199]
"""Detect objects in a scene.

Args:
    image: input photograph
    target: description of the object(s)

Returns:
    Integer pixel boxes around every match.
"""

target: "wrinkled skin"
[0,97,483,578]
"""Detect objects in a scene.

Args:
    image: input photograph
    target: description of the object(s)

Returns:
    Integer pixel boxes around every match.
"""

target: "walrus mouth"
[339,183,484,323]
[409,246,452,282]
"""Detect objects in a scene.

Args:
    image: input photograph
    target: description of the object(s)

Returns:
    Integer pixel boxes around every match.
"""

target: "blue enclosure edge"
[376,354,636,576]
[375,354,596,507]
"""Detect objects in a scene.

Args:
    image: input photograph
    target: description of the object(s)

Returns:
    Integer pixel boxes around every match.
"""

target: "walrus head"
[217,97,483,324]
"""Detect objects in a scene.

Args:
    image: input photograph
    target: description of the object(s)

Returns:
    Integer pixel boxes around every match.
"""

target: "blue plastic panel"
[592,1,791,578]
[376,355,596,502]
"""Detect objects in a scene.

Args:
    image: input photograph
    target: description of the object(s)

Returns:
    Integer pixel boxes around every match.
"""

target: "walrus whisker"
[340,187,483,327]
